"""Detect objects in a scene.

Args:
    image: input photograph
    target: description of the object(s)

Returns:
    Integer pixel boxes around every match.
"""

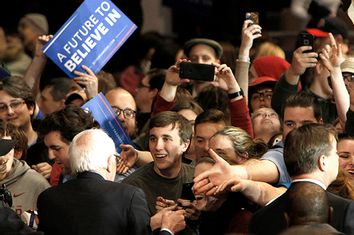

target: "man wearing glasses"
[248,76,278,113]
[0,76,37,147]
[106,87,137,139]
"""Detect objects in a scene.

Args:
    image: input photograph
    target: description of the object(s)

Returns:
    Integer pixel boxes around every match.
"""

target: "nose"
[117,112,125,122]
[6,105,16,115]
[47,149,56,160]
[155,138,164,150]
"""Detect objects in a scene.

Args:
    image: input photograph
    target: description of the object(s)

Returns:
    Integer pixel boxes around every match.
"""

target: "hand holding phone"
[245,12,259,25]
[296,32,314,53]
[179,62,215,81]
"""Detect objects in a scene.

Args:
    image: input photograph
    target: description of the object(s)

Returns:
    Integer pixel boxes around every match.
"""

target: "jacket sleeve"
[229,97,253,137]
[128,187,152,235]
[271,74,298,115]
[151,93,176,117]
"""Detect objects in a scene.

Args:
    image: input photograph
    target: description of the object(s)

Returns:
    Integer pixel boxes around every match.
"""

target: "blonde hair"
[213,126,267,159]
[255,41,286,59]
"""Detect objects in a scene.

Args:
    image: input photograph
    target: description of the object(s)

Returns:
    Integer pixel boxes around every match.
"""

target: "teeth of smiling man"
[155,154,167,158]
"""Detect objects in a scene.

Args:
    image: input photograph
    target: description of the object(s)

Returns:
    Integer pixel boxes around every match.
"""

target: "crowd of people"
[0,1,354,235]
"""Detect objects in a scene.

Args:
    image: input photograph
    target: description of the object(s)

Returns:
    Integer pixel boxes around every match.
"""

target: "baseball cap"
[341,57,354,74]
[184,38,223,59]
[249,76,278,88]
[0,139,16,156]
[306,28,329,38]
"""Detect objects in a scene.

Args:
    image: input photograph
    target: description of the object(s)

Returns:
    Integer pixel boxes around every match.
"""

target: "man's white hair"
[69,129,115,174]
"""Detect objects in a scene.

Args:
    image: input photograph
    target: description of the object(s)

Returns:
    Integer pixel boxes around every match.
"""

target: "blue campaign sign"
[82,92,133,153]
[43,0,137,78]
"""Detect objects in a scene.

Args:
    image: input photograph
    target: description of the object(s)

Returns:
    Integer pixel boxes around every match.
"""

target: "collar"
[291,178,327,190]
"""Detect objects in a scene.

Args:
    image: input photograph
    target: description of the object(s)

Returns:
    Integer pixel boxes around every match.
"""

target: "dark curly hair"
[37,105,99,143]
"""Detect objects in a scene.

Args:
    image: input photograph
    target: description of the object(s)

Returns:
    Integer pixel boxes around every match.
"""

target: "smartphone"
[296,32,314,52]
[180,182,196,201]
[245,12,259,25]
[179,62,215,81]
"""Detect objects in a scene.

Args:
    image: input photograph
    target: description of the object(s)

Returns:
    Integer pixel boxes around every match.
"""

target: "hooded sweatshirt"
[0,159,50,215]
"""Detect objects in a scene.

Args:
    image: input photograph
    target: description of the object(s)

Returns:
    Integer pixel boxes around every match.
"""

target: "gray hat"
[20,13,49,34]
[184,38,223,59]
[341,57,354,74]
[0,139,16,156]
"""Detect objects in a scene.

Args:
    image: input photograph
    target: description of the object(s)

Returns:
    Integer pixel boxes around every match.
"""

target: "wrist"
[228,89,244,99]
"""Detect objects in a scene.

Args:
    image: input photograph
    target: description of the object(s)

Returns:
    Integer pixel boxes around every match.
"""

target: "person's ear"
[318,154,326,172]
[106,155,116,173]
[181,139,191,153]
[14,150,23,160]
[149,88,158,98]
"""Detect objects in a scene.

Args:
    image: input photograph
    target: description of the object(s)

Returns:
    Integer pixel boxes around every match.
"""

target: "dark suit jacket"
[37,171,151,235]
[248,184,354,235]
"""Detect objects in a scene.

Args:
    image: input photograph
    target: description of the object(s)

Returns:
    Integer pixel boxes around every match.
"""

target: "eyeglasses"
[0,100,25,113]
[111,106,136,119]
[251,90,273,101]
[342,73,354,82]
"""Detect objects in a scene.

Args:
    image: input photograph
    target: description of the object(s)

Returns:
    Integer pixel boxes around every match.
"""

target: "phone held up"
[245,12,259,25]
[179,62,215,81]
[296,32,314,52]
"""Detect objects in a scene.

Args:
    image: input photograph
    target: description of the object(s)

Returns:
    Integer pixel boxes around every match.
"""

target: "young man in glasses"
[0,76,37,146]
[0,76,54,181]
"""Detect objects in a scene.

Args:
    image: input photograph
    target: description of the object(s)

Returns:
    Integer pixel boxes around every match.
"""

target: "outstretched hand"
[116,144,138,174]
[193,148,234,196]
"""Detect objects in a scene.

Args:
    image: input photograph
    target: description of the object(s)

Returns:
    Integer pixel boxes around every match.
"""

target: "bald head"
[105,88,137,137]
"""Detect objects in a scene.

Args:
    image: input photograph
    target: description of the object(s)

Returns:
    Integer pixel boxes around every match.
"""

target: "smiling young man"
[122,111,194,215]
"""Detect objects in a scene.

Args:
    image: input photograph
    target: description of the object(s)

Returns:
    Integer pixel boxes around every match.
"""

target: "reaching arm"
[193,148,280,196]
[218,177,287,207]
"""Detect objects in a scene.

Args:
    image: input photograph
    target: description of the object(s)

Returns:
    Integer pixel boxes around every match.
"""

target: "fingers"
[81,65,95,75]
[328,33,337,49]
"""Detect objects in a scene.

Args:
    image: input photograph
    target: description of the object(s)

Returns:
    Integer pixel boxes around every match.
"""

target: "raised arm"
[271,45,318,113]
[23,35,52,96]
[152,60,190,115]
[214,63,253,136]
[319,33,348,125]
[236,19,262,101]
